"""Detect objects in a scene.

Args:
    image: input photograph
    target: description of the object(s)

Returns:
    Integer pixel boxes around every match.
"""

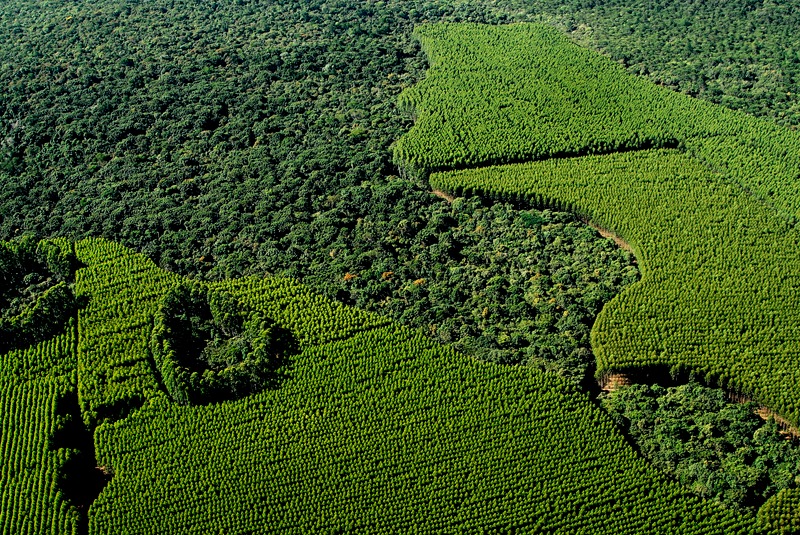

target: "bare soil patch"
[598,372,632,392]
[580,218,634,253]
[431,189,455,203]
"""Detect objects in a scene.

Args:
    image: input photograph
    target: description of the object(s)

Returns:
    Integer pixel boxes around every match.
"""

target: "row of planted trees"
[393,22,800,532]
[0,330,81,535]
[87,300,760,534]
[0,236,779,533]
[395,23,800,226]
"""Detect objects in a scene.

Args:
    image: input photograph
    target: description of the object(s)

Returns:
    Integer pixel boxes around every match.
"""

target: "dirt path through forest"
[580,218,634,254]
[431,189,455,203]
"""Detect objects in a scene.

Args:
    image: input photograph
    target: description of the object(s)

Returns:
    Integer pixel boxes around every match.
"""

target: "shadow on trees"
[51,390,112,535]
[0,236,84,354]
[151,282,298,406]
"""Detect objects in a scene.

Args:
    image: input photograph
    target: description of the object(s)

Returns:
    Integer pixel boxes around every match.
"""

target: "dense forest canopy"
[0,236,77,352]
[602,382,800,511]
[2,0,798,381]
[1,0,800,531]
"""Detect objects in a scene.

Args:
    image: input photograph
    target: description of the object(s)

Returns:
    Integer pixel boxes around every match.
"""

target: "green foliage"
[396,23,800,428]
[0,318,79,384]
[0,0,796,530]
[343,199,639,384]
[75,244,759,533]
[1,0,798,293]
[0,326,81,535]
[0,0,794,401]
[397,23,800,221]
[0,239,762,533]
[433,149,800,426]
[394,23,680,171]
[0,237,78,352]
[0,1,637,388]
[759,488,800,534]
[602,382,800,511]
[0,0,514,278]
[525,0,800,128]
[72,237,395,426]
[151,282,294,404]
[216,276,393,348]
[73,238,181,426]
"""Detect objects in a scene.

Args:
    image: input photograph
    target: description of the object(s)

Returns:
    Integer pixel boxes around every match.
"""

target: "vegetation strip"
[395,22,800,530]
[75,241,761,534]
[395,22,800,431]
[0,238,768,533]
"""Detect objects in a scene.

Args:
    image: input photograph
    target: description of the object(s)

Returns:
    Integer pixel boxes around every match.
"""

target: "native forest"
[3,0,800,533]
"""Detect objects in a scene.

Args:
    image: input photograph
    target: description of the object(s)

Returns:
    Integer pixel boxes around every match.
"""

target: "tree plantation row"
[0,329,81,535]
[395,22,800,429]
[395,24,800,222]
[0,238,780,533]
